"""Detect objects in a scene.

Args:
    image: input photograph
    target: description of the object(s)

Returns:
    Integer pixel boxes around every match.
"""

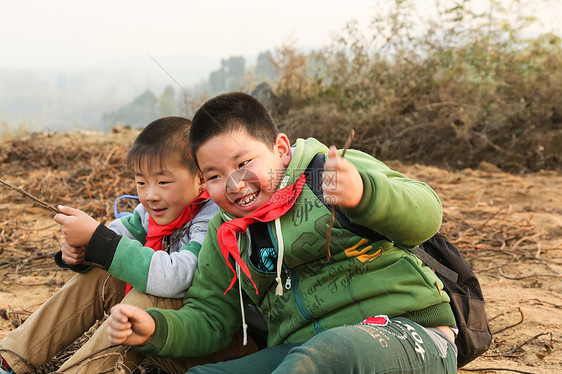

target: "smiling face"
[197,129,292,217]
[135,155,201,226]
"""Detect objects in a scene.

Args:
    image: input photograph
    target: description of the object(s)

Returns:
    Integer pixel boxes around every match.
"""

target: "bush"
[270,0,562,172]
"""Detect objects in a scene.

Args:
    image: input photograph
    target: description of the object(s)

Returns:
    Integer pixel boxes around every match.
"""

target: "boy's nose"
[145,186,160,201]
[226,171,247,193]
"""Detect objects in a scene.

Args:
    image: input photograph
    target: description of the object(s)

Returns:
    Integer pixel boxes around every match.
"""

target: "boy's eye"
[206,175,219,182]
[159,180,171,185]
[238,160,250,168]
[136,181,145,186]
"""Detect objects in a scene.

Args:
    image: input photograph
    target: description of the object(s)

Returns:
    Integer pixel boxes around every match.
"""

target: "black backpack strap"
[305,153,387,243]
[409,246,458,283]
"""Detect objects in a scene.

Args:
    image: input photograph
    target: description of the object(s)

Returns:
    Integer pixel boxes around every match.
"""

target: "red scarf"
[125,191,210,294]
[217,173,306,295]
[145,191,210,251]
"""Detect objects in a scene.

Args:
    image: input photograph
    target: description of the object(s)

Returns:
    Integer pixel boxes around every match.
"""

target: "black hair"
[127,116,198,176]
[189,92,279,164]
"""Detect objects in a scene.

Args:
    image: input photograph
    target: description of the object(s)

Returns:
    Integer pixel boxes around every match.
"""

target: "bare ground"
[0,129,560,373]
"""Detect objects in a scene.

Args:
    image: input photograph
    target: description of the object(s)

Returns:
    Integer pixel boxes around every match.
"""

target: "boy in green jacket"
[0,117,255,374]
[108,93,457,373]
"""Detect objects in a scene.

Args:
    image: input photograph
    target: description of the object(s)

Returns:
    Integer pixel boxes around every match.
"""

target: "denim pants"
[187,317,457,374]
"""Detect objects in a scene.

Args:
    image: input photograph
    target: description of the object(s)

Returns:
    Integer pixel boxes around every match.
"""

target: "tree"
[103,90,157,129]
[254,51,278,82]
[208,56,246,94]
[158,86,179,117]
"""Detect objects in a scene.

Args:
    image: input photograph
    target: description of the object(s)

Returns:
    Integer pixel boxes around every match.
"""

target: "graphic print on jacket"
[241,182,429,346]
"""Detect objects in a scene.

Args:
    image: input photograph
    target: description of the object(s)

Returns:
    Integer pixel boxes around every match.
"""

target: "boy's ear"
[275,133,292,167]
[198,174,207,193]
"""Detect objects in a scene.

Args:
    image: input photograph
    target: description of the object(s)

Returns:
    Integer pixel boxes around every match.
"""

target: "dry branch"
[508,332,550,355]
[460,367,536,374]
[0,178,60,214]
[490,306,524,335]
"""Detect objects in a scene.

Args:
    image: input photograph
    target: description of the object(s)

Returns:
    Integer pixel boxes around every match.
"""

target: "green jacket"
[138,137,455,358]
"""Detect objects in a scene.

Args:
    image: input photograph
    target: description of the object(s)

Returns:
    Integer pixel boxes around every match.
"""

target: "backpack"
[410,234,493,367]
[113,194,140,218]
[305,153,492,367]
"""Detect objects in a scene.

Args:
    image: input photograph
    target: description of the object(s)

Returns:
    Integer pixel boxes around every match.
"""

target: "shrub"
[270,0,562,172]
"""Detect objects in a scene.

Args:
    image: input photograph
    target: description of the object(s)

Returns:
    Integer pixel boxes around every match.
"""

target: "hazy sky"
[2,0,560,79]
[1,0,375,75]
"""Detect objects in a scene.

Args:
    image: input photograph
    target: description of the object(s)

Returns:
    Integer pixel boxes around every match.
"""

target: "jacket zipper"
[291,270,312,320]
[267,223,292,289]
[284,265,292,289]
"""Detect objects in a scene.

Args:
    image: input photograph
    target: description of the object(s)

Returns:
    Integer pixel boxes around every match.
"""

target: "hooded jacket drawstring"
[235,217,285,345]
[274,217,285,296]
[223,212,247,346]
[228,201,289,344]
[236,261,248,346]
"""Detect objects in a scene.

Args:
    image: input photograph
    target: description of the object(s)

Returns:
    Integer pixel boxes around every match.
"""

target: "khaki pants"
[0,268,257,374]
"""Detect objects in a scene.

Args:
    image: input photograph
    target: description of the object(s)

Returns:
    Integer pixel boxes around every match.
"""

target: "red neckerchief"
[145,191,210,252]
[125,191,210,294]
[217,173,306,295]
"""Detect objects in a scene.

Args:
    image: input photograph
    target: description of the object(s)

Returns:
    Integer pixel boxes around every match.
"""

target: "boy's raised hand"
[107,304,155,346]
[323,146,364,208]
[53,205,99,248]
[60,240,85,265]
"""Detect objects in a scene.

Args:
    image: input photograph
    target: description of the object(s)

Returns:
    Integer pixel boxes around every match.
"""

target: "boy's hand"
[53,205,99,248]
[61,240,85,265]
[323,146,364,208]
[107,304,155,346]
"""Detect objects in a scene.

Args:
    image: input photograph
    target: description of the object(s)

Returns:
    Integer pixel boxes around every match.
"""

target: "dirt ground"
[0,129,560,373]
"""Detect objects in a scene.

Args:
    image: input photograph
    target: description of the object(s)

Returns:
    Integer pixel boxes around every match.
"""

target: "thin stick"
[508,332,550,355]
[326,129,355,259]
[459,367,535,374]
[491,306,524,335]
[0,178,60,213]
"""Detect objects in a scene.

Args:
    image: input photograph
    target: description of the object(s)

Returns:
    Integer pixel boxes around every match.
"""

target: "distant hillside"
[0,56,212,133]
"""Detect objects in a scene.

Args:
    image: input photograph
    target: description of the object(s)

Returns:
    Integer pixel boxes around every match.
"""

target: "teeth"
[238,192,258,206]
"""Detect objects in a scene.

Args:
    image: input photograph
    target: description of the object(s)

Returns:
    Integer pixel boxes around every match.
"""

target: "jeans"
[187,317,457,374]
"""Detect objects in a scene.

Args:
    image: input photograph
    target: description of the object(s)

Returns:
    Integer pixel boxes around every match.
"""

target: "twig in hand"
[326,129,355,259]
[0,178,60,214]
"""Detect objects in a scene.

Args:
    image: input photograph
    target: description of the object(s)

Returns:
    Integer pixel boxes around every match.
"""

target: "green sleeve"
[119,210,147,243]
[341,149,442,247]
[136,215,243,358]
[107,237,155,293]
[184,240,202,257]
